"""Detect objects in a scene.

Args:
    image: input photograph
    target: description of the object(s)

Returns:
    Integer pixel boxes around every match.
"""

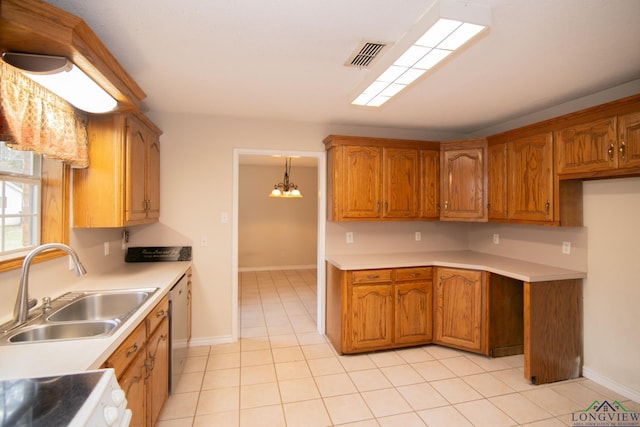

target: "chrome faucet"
[14,243,87,325]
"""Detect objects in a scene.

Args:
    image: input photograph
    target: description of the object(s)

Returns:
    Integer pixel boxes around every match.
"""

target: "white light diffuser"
[351,0,491,107]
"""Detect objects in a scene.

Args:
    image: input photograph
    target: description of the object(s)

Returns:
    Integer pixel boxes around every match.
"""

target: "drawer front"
[147,295,169,335]
[104,322,146,378]
[395,267,433,281]
[351,269,392,284]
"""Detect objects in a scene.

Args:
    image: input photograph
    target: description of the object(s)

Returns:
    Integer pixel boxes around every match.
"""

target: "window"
[0,141,41,255]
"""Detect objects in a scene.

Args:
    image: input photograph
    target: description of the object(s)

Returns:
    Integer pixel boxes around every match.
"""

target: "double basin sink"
[1,288,158,344]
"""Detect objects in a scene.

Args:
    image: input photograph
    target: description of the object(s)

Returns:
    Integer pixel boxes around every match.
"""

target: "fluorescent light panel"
[352,1,490,108]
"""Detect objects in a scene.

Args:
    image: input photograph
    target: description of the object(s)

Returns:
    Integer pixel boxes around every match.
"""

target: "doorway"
[232,148,326,342]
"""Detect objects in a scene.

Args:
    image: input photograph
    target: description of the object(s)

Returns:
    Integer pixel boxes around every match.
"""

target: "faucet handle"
[42,297,52,312]
[28,296,37,310]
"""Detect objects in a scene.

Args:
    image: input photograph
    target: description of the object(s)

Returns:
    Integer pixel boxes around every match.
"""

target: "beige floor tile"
[279,377,321,403]
[431,378,484,404]
[551,380,605,408]
[156,417,195,427]
[172,371,205,394]
[315,372,358,397]
[464,353,514,371]
[206,352,241,370]
[377,411,427,427]
[272,345,305,363]
[424,345,467,360]
[159,391,199,420]
[183,356,208,373]
[240,348,273,366]
[302,342,336,359]
[196,387,239,415]
[274,360,312,380]
[369,350,406,368]
[521,386,584,416]
[201,367,239,390]
[239,405,286,427]
[349,368,394,391]
[521,418,567,427]
[395,346,434,364]
[187,345,211,357]
[240,363,277,385]
[324,393,375,425]
[490,393,553,424]
[296,331,327,345]
[339,353,376,372]
[193,411,239,427]
[455,399,517,427]
[381,365,425,387]
[440,356,485,377]
[361,388,413,418]
[578,378,630,402]
[208,342,239,356]
[337,421,381,427]
[240,382,281,409]
[239,336,270,351]
[240,326,268,337]
[397,382,449,411]
[462,372,515,397]
[490,367,538,392]
[417,405,473,427]
[412,360,457,382]
[283,399,332,427]
[307,356,345,376]
[269,333,299,348]
[267,322,295,336]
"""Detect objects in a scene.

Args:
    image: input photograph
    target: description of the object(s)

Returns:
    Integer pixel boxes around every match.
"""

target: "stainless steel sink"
[8,321,118,343]
[0,287,158,345]
[47,289,155,322]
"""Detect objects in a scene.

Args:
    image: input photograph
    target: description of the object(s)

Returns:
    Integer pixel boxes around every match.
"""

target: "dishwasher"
[168,274,189,394]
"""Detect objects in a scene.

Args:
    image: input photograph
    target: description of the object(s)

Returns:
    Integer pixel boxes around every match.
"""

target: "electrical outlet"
[346,232,354,244]
[415,231,421,241]
[562,241,571,255]
[104,241,110,256]
[493,234,500,244]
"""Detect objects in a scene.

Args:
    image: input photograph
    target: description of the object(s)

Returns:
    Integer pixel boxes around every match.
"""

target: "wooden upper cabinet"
[73,113,161,228]
[508,132,554,222]
[383,148,419,217]
[487,143,508,221]
[324,135,439,221]
[440,139,487,222]
[618,111,640,170]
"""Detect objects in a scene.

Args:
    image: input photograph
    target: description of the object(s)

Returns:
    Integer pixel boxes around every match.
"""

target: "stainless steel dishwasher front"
[168,274,188,394]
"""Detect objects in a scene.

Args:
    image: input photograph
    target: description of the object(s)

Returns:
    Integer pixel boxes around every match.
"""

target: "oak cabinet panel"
[395,270,433,345]
[73,113,161,228]
[420,150,440,218]
[147,318,169,427]
[383,148,419,217]
[440,139,487,221]
[434,268,487,354]
[487,143,508,220]
[119,348,147,427]
[618,111,640,170]
[340,146,382,219]
[349,283,394,352]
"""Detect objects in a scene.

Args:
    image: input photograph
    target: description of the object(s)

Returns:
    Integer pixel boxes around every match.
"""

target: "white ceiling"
[45,0,640,135]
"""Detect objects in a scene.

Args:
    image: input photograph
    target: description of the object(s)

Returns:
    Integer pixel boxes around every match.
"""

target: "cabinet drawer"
[146,295,169,335]
[104,322,146,378]
[395,267,433,281]
[352,269,392,284]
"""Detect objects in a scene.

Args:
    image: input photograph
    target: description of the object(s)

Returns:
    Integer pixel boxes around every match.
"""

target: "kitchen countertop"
[0,261,191,381]
[326,250,586,282]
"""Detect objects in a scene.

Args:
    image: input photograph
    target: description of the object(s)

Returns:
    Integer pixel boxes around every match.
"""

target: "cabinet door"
[487,143,508,220]
[441,141,487,221]
[126,117,149,223]
[508,132,554,222]
[348,283,393,352]
[420,150,440,219]
[618,111,640,170]
[146,136,161,220]
[147,318,169,427]
[382,148,419,217]
[555,117,617,174]
[395,272,432,345]
[340,146,382,218]
[119,348,147,427]
[434,268,486,353]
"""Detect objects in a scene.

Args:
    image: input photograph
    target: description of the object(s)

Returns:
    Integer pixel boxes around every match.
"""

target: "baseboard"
[238,264,317,272]
[188,335,234,348]
[582,366,640,403]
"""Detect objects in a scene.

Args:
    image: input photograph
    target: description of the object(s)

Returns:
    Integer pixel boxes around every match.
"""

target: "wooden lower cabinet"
[326,264,432,354]
[434,268,488,354]
[103,296,170,426]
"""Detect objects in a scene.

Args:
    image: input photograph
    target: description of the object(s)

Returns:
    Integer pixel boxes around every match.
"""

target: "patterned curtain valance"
[0,62,89,168]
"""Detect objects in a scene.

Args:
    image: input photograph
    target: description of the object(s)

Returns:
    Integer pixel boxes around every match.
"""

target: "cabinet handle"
[126,342,138,358]
[409,272,421,277]
[366,274,380,280]
[608,144,615,161]
[545,200,550,216]
[444,200,449,214]
[619,140,626,160]
[156,309,167,318]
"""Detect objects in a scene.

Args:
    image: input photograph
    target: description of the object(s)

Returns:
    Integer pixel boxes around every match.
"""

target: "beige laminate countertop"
[0,261,191,381]
[326,250,586,282]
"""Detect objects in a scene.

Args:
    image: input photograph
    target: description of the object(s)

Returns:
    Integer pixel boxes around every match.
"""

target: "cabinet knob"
[619,140,627,160]
[608,144,615,161]
[545,200,550,216]
[444,200,449,214]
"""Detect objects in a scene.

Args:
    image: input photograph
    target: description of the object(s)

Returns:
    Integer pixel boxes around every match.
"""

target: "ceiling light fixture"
[269,157,302,198]
[351,0,491,107]
[2,52,118,113]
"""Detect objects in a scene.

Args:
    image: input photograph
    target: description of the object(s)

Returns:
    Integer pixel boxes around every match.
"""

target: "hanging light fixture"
[1,52,118,113]
[269,157,302,198]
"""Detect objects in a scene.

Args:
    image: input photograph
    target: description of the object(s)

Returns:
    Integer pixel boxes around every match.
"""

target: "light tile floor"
[158,269,639,426]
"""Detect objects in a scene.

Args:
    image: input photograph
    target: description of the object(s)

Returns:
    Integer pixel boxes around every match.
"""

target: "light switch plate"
[562,241,571,255]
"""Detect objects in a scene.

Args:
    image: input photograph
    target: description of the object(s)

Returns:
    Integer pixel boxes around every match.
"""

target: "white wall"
[581,177,640,400]
[238,164,318,270]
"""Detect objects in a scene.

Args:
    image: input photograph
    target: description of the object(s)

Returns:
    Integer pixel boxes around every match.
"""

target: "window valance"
[0,62,89,168]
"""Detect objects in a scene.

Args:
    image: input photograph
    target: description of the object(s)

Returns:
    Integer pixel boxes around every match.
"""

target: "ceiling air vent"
[344,41,388,68]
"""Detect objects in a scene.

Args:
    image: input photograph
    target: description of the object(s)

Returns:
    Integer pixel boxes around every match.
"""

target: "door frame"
[232,148,326,341]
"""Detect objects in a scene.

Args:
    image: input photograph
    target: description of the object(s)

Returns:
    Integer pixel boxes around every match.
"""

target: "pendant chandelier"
[269,157,302,198]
